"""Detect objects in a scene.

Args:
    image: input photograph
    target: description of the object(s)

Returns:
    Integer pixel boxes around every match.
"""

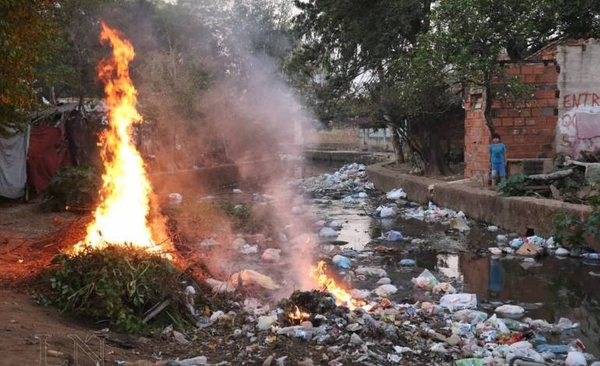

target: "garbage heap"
[118,163,597,366]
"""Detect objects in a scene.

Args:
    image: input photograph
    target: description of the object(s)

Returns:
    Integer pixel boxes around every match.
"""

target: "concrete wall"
[303,123,360,150]
[359,127,394,152]
[367,162,593,242]
[149,159,288,198]
[302,124,395,152]
[304,150,392,165]
[556,39,600,159]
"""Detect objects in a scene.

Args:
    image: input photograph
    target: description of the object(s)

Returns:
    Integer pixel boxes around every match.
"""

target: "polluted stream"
[313,198,600,356]
[297,161,600,360]
[150,159,600,366]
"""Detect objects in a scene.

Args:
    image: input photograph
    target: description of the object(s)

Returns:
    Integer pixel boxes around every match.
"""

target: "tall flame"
[72,22,169,256]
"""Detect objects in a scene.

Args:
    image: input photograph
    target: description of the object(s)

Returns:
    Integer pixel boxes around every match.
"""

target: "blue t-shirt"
[487,258,504,292]
[489,142,506,163]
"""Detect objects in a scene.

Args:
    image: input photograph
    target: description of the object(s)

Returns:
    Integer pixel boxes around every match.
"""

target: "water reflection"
[312,201,375,251]
[487,257,505,298]
[332,209,599,354]
[436,253,462,280]
[300,160,600,354]
[462,255,600,355]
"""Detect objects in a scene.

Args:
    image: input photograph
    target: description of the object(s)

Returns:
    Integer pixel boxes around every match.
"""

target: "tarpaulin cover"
[0,129,29,198]
[27,126,71,193]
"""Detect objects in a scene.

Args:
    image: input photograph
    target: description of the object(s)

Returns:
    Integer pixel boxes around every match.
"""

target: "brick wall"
[464,59,559,178]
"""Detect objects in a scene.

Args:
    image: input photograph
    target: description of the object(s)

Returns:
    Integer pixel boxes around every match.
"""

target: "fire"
[72,22,171,256]
[309,261,365,310]
[288,305,310,324]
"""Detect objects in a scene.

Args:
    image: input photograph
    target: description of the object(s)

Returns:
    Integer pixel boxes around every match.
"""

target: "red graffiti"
[563,92,600,109]
[560,113,575,127]
[560,134,574,148]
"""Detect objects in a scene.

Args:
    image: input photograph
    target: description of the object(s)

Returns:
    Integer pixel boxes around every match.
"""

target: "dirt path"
[0,200,78,285]
[0,201,146,366]
[0,290,151,366]
[0,200,324,366]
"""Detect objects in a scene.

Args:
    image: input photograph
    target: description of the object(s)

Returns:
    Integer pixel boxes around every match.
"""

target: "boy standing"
[489,133,506,189]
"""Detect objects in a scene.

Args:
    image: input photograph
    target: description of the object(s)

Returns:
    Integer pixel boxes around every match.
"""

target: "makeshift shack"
[0,102,104,199]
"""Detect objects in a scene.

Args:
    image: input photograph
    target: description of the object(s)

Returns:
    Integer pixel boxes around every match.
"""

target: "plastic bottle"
[583,253,599,259]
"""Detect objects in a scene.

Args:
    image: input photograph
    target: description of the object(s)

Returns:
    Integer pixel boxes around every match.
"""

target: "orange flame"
[288,305,310,324]
[309,261,365,310]
[72,22,170,256]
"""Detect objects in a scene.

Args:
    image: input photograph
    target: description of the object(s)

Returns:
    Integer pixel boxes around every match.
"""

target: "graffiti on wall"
[557,91,600,159]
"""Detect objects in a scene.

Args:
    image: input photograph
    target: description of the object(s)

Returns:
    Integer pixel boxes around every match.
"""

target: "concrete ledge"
[149,159,287,196]
[304,150,392,165]
[367,161,592,239]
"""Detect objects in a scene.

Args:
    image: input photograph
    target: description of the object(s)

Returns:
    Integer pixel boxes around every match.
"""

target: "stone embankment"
[367,161,593,243]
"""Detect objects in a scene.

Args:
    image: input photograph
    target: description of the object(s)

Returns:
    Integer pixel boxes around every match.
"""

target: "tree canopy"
[0,0,59,135]
[287,0,600,173]
[2,0,600,173]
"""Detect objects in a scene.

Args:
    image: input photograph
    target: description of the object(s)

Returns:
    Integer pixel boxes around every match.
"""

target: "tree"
[287,0,465,175]
[122,0,299,167]
[0,0,59,135]
[421,0,600,135]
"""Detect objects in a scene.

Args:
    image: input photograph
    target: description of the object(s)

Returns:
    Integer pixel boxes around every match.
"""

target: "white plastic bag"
[373,284,398,297]
[411,269,439,290]
[433,282,457,295]
[168,192,183,205]
[386,188,407,200]
[485,314,510,334]
[380,206,397,218]
[230,270,277,290]
[494,304,525,315]
[440,293,477,311]
[355,266,387,277]
[452,309,488,324]
[385,230,404,241]
[261,248,281,262]
[319,227,338,238]
[565,351,587,366]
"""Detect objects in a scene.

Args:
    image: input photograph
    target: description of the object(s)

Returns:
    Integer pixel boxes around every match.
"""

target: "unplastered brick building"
[464,39,600,183]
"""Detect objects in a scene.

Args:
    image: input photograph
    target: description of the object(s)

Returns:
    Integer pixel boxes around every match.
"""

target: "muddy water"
[304,161,600,355]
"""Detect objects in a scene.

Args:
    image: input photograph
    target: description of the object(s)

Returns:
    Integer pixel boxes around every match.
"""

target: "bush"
[46,247,182,334]
[218,201,275,234]
[496,174,531,196]
[45,166,101,211]
[552,193,600,248]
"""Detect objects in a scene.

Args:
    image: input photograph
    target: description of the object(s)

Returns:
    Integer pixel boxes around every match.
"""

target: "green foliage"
[47,247,181,334]
[0,0,60,135]
[496,174,531,196]
[165,199,276,242]
[218,201,274,234]
[552,210,586,248]
[45,166,101,211]
[164,199,232,243]
[552,192,600,248]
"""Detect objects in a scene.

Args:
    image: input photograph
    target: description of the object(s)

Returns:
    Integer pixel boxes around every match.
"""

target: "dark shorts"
[491,162,506,178]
